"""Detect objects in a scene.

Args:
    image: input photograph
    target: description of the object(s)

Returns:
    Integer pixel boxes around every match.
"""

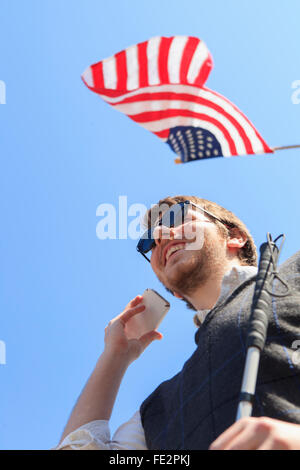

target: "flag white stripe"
[102,56,117,90]
[138,116,231,156]
[168,36,189,84]
[82,66,94,88]
[187,41,209,84]
[126,45,139,91]
[98,84,264,152]
[114,99,246,154]
[147,37,161,86]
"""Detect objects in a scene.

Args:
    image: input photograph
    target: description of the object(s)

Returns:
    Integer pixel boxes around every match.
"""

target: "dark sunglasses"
[136,200,226,262]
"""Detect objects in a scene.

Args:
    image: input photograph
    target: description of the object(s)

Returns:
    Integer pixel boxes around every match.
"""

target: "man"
[56,195,300,450]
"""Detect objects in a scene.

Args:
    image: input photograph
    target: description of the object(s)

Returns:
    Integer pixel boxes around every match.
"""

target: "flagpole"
[272,145,300,151]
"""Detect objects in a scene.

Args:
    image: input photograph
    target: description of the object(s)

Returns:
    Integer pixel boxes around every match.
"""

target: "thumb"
[139,330,163,350]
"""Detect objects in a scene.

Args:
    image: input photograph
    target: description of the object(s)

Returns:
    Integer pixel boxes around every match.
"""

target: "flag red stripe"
[153,129,170,138]
[91,62,104,90]
[111,91,254,153]
[194,57,213,87]
[116,50,128,90]
[158,37,173,84]
[138,41,149,88]
[180,37,200,84]
[129,109,237,155]
[92,88,128,97]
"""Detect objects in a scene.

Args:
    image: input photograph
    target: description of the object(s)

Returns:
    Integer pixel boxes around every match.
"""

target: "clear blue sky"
[0,0,300,449]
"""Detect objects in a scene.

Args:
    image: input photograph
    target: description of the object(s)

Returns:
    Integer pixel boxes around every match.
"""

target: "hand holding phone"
[124,289,170,340]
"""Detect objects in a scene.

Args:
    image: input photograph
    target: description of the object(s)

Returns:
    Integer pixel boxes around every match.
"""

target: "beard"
[163,233,226,297]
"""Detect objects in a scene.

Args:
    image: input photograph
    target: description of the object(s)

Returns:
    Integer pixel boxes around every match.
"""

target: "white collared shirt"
[56,265,257,450]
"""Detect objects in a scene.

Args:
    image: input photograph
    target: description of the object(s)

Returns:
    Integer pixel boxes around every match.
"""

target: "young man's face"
[150,207,228,297]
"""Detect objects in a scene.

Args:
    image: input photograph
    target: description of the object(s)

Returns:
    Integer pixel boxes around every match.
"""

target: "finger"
[256,436,288,450]
[221,427,263,450]
[256,437,275,450]
[125,295,143,310]
[119,304,146,324]
[209,418,249,450]
[112,296,143,323]
[139,330,163,350]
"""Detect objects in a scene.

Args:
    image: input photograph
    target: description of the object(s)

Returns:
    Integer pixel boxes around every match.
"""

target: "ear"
[226,228,247,249]
[173,291,184,299]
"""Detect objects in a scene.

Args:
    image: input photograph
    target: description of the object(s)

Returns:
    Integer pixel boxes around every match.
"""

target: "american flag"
[82,36,273,163]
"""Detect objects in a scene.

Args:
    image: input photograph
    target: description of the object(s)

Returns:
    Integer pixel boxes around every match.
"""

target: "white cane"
[236,233,288,421]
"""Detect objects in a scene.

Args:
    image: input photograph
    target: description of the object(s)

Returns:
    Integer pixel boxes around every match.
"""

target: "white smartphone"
[124,289,170,340]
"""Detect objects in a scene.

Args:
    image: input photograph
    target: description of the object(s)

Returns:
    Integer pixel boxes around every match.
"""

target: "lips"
[163,241,186,266]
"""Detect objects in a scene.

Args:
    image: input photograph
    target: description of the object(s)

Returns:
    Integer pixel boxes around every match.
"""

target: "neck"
[185,260,243,311]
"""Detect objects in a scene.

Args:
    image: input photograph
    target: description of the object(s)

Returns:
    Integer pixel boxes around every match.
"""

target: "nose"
[153,224,185,246]
[153,225,174,246]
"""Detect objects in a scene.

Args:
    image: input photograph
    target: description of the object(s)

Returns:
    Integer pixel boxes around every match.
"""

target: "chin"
[165,256,202,292]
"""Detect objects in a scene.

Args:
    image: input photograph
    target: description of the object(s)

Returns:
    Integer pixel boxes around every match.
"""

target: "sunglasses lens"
[137,227,155,254]
[137,202,190,257]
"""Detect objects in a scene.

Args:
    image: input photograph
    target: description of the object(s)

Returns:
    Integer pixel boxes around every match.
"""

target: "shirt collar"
[193,265,258,326]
